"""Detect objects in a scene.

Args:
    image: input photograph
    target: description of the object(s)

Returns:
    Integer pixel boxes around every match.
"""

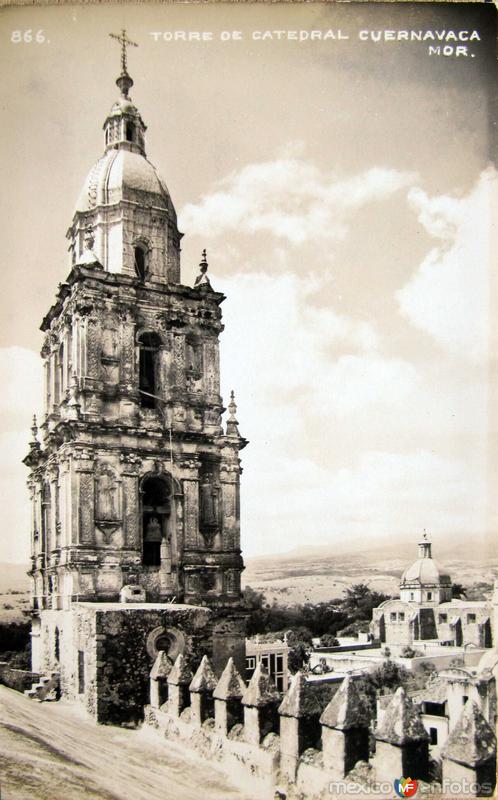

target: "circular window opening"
[146,626,187,661]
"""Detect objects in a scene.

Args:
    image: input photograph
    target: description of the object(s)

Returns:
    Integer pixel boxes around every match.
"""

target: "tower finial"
[194,249,212,290]
[31,414,38,443]
[418,530,432,559]
[109,28,138,98]
[226,390,240,437]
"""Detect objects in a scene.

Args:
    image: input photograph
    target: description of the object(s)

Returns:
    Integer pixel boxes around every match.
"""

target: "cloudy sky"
[0,2,496,563]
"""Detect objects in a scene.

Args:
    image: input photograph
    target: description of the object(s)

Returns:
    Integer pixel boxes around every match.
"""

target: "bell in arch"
[144,516,162,543]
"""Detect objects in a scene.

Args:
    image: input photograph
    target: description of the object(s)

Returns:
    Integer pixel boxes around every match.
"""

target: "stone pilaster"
[242,662,281,745]
[441,700,496,797]
[320,676,371,777]
[167,654,193,718]
[278,672,322,781]
[150,650,173,709]
[189,655,217,727]
[213,657,246,736]
[374,687,429,782]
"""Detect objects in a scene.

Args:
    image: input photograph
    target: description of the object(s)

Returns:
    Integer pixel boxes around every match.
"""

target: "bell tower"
[25,33,247,632]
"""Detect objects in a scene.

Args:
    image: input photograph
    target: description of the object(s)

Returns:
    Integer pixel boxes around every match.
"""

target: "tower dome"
[399,534,452,605]
[74,149,175,217]
[67,44,181,283]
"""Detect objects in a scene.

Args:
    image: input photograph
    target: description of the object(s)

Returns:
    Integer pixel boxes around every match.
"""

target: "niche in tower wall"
[138,332,161,408]
[101,326,120,386]
[142,474,172,566]
[95,464,121,541]
[199,464,221,548]
[186,335,202,392]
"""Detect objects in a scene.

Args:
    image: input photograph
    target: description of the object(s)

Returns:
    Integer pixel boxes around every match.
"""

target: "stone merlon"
[242,663,280,708]
[150,650,173,681]
[320,676,371,731]
[167,654,193,687]
[213,657,246,700]
[442,700,496,767]
[375,687,428,745]
[189,655,217,694]
[278,671,321,719]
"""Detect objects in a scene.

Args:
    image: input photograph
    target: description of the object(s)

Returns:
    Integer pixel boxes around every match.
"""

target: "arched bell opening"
[134,243,148,281]
[137,331,161,408]
[141,473,174,567]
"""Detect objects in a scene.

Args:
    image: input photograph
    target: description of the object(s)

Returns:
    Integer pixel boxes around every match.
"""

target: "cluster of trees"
[244,583,389,638]
[0,621,31,669]
[244,583,391,672]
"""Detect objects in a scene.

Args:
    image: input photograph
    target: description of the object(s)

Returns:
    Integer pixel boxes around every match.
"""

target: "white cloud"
[180,157,415,244]
[219,270,418,425]
[0,347,42,563]
[0,430,32,563]
[0,347,43,424]
[398,168,497,363]
[218,268,491,557]
[241,448,490,556]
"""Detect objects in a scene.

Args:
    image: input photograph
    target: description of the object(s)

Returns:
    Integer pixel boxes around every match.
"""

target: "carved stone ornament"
[97,521,121,543]
[94,463,121,531]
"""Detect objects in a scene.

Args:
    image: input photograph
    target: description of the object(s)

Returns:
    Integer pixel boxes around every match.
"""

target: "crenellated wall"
[144,654,496,799]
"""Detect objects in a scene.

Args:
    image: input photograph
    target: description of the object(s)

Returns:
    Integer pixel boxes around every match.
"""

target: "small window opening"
[54,627,60,661]
[427,592,433,600]
[467,613,476,624]
[126,123,134,142]
[78,650,85,694]
[134,245,147,281]
[430,727,438,745]
[138,332,161,408]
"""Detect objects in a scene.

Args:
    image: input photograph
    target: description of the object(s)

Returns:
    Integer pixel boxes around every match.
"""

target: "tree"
[319,634,339,648]
[342,584,391,622]
[286,628,313,673]
[451,583,467,599]
[362,660,411,695]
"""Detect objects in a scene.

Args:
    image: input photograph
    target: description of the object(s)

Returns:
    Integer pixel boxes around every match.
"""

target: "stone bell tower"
[24,32,248,707]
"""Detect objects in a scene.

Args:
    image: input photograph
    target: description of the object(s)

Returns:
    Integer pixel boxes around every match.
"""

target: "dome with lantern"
[68,49,181,283]
[399,534,452,604]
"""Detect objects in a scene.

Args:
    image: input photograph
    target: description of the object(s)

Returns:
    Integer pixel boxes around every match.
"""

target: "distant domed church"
[372,534,492,649]
[23,32,248,724]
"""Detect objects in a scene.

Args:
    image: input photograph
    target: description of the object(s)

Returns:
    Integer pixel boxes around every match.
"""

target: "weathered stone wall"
[70,603,216,724]
[144,655,497,800]
[373,600,492,649]
[0,663,40,693]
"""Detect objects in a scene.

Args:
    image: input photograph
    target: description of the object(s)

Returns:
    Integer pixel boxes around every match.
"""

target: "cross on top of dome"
[109,28,138,98]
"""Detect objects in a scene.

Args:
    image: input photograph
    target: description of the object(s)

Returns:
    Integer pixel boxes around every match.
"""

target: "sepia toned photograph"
[0,2,496,798]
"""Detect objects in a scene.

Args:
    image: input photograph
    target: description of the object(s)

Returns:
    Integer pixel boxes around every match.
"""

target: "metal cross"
[109,29,138,74]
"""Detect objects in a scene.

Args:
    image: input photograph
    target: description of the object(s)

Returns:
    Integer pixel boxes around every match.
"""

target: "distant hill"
[245,530,497,568]
[243,533,497,606]
[0,563,29,594]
